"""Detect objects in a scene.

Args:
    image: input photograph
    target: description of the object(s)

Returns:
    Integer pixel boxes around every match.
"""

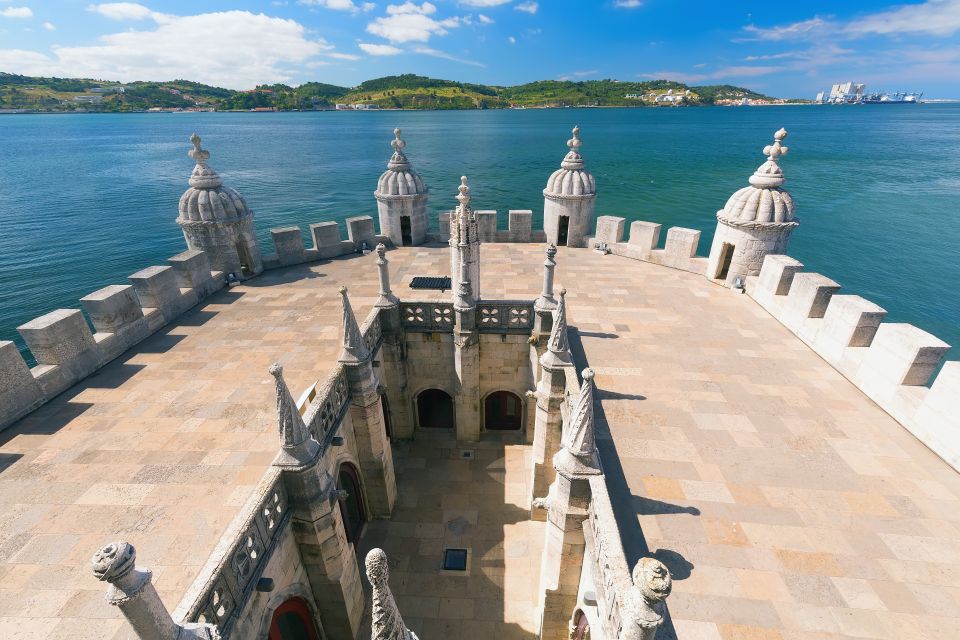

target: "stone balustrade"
[174,469,289,636]
[748,253,958,471]
[588,214,707,275]
[584,475,672,640]
[263,215,390,269]
[0,249,225,432]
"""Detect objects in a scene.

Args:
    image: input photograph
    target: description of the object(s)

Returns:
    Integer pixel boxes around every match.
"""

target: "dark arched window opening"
[417,389,454,429]
[484,391,522,431]
[337,463,366,545]
[381,395,393,438]
[268,598,320,640]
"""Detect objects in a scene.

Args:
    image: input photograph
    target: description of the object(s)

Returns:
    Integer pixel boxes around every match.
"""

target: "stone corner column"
[533,243,558,339]
[531,289,574,521]
[339,287,398,517]
[92,541,218,640]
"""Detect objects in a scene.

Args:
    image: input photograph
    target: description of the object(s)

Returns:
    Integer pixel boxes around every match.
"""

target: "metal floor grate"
[409,276,451,291]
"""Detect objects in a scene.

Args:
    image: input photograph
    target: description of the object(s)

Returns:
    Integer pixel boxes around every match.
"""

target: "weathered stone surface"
[80,284,145,333]
[594,215,625,245]
[628,220,661,251]
[347,216,376,250]
[272,226,306,266]
[17,308,97,367]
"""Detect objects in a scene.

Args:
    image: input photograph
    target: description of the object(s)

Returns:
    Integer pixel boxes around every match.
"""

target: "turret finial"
[548,288,570,358]
[391,127,405,154]
[763,128,789,162]
[188,133,210,165]
[366,548,420,640]
[565,367,597,457]
[567,125,582,151]
[456,176,470,209]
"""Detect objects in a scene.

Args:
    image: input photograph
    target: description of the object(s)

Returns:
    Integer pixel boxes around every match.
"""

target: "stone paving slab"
[2,242,959,640]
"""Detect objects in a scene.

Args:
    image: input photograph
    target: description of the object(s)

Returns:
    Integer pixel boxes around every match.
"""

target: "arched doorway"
[268,598,320,640]
[484,391,523,431]
[571,609,590,640]
[417,389,454,429]
[337,463,366,545]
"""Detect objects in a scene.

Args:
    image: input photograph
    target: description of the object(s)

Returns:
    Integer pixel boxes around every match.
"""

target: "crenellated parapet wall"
[588,214,708,275]
[748,254,959,471]
[263,215,391,269]
[0,249,225,432]
[433,208,547,244]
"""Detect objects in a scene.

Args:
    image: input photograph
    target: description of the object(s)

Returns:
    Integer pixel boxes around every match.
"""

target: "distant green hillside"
[0,72,785,112]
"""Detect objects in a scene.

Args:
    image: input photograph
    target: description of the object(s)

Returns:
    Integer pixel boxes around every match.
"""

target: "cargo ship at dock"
[815,82,922,104]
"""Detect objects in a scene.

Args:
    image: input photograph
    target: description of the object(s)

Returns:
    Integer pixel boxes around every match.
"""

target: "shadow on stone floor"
[244,265,329,286]
[632,495,700,517]
[0,453,23,475]
[356,431,540,639]
[568,325,693,638]
[574,330,620,340]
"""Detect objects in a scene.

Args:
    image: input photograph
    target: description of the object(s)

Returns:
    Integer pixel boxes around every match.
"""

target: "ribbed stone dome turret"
[375,128,426,197]
[177,134,252,223]
[718,128,797,226]
[543,126,596,198]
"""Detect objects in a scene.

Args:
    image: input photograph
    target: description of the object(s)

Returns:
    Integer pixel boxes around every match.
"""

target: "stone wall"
[263,215,391,269]
[588,215,708,275]
[748,254,959,472]
[478,332,536,430]
[0,249,225,432]
[433,209,547,244]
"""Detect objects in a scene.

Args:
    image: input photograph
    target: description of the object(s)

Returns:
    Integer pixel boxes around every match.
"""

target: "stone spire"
[542,289,571,367]
[366,548,419,640]
[269,363,319,465]
[555,368,601,474]
[339,287,370,363]
[449,175,481,301]
[455,238,474,310]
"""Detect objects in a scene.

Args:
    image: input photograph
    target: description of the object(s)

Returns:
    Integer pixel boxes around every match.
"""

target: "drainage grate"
[460,450,474,459]
[442,548,469,571]
[410,276,452,291]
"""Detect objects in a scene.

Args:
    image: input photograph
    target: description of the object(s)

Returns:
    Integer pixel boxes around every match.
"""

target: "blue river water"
[0,106,957,363]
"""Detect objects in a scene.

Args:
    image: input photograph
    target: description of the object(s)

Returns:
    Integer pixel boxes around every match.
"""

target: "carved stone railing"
[476,301,534,333]
[361,308,383,355]
[303,365,350,447]
[584,475,634,639]
[176,468,289,636]
[400,302,454,331]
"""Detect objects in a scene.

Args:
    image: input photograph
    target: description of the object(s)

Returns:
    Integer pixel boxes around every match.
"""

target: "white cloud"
[0,10,334,89]
[42,21,54,30]
[358,41,403,55]
[507,35,516,44]
[846,0,960,37]
[412,45,485,66]
[1,6,33,18]
[614,0,642,8]
[299,0,376,11]
[478,13,493,24]
[515,1,538,14]
[86,3,156,21]
[743,1,960,42]
[328,51,361,60]
[459,0,510,6]
[367,2,460,43]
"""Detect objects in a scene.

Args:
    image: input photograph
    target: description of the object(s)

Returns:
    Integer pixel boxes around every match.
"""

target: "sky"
[1,0,959,97]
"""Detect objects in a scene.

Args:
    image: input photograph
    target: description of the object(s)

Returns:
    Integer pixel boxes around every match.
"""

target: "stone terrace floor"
[357,431,543,639]
[0,243,958,640]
